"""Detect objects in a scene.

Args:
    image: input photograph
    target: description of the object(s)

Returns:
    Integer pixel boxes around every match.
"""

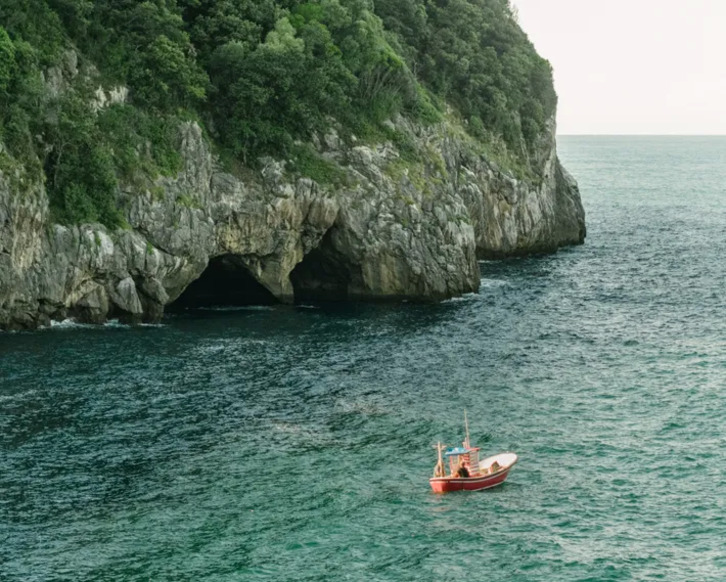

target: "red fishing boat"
[429,414,518,494]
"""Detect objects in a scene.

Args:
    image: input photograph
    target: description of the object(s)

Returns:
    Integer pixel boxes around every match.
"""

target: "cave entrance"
[291,231,352,302]
[171,254,278,309]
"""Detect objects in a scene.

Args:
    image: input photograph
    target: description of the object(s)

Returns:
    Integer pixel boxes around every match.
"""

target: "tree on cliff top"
[0,0,557,227]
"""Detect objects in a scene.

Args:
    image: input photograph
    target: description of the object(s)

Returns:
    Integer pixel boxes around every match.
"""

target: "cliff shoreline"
[0,114,584,331]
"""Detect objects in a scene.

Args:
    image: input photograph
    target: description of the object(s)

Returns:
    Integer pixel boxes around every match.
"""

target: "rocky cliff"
[0,112,584,330]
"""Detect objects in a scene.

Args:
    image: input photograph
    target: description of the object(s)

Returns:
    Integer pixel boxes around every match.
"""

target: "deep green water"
[2,137,725,581]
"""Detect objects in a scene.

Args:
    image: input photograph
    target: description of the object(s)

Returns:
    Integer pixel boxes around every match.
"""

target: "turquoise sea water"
[1,137,725,581]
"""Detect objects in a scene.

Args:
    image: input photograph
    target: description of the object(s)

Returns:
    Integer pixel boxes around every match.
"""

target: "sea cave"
[290,232,353,303]
[170,254,278,309]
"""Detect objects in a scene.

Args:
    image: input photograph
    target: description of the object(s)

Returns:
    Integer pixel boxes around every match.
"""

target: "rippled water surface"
[2,137,725,581]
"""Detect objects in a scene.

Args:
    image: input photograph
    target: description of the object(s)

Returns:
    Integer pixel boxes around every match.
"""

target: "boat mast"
[433,442,446,477]
[464,409,471,449]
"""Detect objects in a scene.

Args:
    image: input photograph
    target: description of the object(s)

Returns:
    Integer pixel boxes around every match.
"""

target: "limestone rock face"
[455,120,586,258]
[0,118,585,330]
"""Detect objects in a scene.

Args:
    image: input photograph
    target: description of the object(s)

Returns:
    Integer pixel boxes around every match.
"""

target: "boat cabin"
[444,445,480,477]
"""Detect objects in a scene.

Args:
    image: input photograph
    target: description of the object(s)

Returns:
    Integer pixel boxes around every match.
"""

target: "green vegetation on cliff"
[0,0,556,227]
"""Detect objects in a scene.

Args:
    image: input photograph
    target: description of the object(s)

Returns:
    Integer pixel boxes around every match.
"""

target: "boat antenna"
[464,409,471,449]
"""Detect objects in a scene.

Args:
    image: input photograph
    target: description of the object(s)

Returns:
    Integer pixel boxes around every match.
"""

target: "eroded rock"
[0,117,585,329]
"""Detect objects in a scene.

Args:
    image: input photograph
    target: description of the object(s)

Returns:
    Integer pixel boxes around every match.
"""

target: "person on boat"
[456,465,470,478]
[456,458,470,478]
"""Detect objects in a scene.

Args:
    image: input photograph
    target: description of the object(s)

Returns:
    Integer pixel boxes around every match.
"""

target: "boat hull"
[429,452,517,494]
[429,469,511,493]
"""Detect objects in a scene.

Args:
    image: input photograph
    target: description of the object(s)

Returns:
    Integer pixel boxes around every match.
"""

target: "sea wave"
[193,305,275,312]
[442,292,479,303]
[45,318,165,330]
[479,277,510,289]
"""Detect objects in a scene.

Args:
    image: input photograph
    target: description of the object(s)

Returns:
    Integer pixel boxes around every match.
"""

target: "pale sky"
[513,0,726,135]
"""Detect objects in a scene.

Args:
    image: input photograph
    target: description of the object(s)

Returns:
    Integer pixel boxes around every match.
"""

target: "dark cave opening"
[170,255,278,309]
[290,231,352,303]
